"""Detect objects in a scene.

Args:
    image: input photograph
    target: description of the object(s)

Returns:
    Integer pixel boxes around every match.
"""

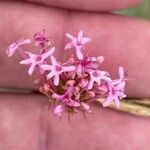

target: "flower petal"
[54,75,60,86]
[82,37,91,45]
[78,30,83,42]
[76,64,83,76]
[120,93,127,99]
[50,55,57,65]
[28,63,37,76]
[62,66,76,72]
[65,33,75,40]
[76,46,84,60]
[66,98,80,107]
[41,64,52,71]
[52,93,62,100]
[97,56,105,64]
[87,79,94,90]
[102,96,113,107]
[20,58,32,64]
[81,102,91,113]
[119,66,124,79]
[114,97,120,109]
[19,39,31,46]
[47,71,55,79]
[6,43,18,57]
[115,81,126,90]
[41,47,55,61]
[65,43,73,50]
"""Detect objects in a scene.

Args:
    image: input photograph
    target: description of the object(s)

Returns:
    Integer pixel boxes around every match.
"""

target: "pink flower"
[53,105,63,116]
[34,29,52,48]
[6,39,31,57]
[103,67,126,108]
[65,31,91,60]
[41,56,76,86]
[88,70,111,90]
[6,30,128,116]
[52,87,80,107]
[20,47,55,75]
[76,56,104,76]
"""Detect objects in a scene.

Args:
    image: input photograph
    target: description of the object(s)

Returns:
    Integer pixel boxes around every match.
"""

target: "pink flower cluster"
[7,30,127,116]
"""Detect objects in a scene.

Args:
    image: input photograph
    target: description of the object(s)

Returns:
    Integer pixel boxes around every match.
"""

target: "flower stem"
[96,98,150,117]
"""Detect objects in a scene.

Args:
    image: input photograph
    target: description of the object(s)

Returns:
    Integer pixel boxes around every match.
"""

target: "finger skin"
[21,0,143,12]
[0,1,150,98]
[0,94,150,150]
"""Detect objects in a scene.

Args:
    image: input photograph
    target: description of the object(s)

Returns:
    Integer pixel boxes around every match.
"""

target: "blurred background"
[119,0,150,19]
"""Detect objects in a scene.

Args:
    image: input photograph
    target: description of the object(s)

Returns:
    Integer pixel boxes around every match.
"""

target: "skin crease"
[0,1,150,150]
[21,0,144,12]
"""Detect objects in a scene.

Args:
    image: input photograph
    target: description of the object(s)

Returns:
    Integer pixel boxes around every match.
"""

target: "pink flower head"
[41,56,76,86]
[6,39,31,57]
[34,29,52,48]
[53,105,63,116]
[20,47,55,75]
[7,30,128,116]
[65,30,91,60]
[88,70,111,90]
[52,87,80,107]
[103,67,126,108]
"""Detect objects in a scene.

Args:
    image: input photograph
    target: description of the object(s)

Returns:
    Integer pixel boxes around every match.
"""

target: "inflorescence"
[7,30,127,116]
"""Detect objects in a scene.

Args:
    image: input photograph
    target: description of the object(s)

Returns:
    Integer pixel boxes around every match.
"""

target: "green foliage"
[119,0,150,19]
